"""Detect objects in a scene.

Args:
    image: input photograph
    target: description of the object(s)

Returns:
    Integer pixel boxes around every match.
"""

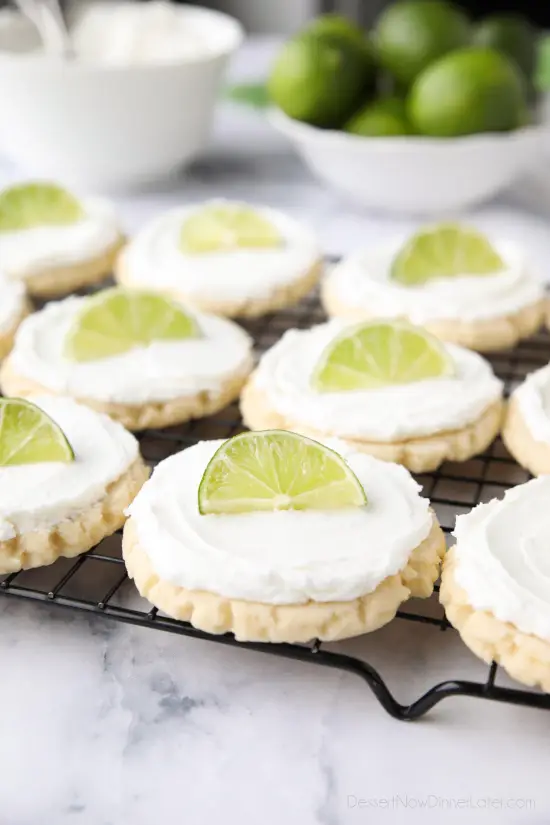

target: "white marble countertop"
[2,39,550,825]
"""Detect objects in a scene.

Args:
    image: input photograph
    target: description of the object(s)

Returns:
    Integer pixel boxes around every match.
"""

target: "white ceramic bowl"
[269,107,544,215]
[0,7,243,189]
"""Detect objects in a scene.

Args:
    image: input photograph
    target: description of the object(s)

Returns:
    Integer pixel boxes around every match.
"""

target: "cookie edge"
[122,514,445,643]
[440,547,550,692]
[0,358,253,431]
[240,378,503,474]
[321,276,545,352]
[116,251,323,318]
[0,456,150,574]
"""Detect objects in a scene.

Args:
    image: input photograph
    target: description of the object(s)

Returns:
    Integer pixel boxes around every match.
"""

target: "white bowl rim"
[268,105,544,151]
[0,4,244,73]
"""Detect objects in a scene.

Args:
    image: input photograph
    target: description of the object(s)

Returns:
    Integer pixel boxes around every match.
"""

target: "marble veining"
[1,593,549,825]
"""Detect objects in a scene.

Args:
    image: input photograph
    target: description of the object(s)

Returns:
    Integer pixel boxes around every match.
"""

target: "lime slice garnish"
[198,430,366,515]
[390,224,505,286]
[179,203,281,253]
[312,321,454,392]
[0,398,74,466]
[64,288,200,362]
[0,182,84,232]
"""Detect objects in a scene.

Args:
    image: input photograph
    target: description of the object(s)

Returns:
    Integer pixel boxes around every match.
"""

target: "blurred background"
[140,0,550,32]
[0,0,548,208]
[1,0,548,32]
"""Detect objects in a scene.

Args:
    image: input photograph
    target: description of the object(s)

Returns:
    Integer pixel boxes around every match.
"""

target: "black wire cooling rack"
[2,282,550,721]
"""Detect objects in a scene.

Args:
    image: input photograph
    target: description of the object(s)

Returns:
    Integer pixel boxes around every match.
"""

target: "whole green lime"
[345,98,412,136]
[373,0,470,86]
[473,13,537,78]
[408,47,528,136]
[306,13,366,50]
[373,96,409,120]
[305,13,375,83]
[536,35,550,91]
[268,32,369,128]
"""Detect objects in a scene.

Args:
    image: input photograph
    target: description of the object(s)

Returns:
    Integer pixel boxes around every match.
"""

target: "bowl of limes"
[264,3,543,214]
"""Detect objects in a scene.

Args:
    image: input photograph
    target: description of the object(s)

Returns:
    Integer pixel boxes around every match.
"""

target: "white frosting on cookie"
[122,201,321,303]
[512,364,550,444]
[9,295,253,404]
[0,396,138,540]
[126,438,434,604]
[0,274,25,333]
[252,321,502,441]
[326,240,543,322]
[454,476,550,641]
[0,197,121,280]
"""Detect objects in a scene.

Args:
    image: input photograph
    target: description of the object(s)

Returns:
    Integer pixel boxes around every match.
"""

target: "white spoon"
[13,0,75,58]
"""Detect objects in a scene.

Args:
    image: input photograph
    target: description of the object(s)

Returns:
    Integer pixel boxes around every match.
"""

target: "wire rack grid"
[1,280,550,721]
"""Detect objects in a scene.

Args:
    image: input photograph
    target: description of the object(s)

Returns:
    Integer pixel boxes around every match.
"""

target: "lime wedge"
[64,288,200,362]
[0,182,84,232]
[390,224,504,286]
[198,430,366,515]
[179,203,281,253]
[0,398,74,466]
[312,321,454,392]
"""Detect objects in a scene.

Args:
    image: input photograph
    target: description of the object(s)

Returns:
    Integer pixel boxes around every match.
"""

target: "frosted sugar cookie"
[123,431,445,643]
[0,182,124,297]
[116,200,322,317]
[0,396,148,574]
[241,320,503,473]
[322,224,545,352]
[502,364,550,476]
[0,275,29,361]
[0,288,254,431]
[441,477,550,692]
